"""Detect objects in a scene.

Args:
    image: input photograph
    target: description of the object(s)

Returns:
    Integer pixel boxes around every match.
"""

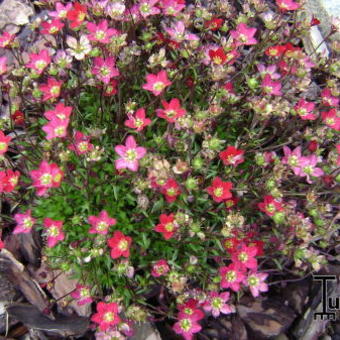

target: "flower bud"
[185,177,198,190]
[255,153,265,166]
[247,77,259,90]
[192,156,204,170]
[272,212,285,224]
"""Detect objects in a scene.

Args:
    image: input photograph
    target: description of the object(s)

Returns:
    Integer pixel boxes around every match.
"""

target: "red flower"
[12,111,25,125]
[231,243,258,271]
[257,195,284,216]
[108,231,132,259]
[223,237,239,253]
[219,146,245,166]
[1,169,20,192]
[308,140,318,152]
[91,302,121,331]
[154,213,178,240]
[247,239,265,256]
[265,45,286,57]
[209,47,227,65]
[204,18,223,31]
[225,196,238,210]
[206,177,233,203]
[103,79,118,96]
[67,2,87,28]
[310,16,320,26]
[161,178,181,203]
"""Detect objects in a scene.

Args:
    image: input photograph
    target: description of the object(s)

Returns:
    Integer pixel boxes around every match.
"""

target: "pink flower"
[203,292,234,318]
[276,0,300,11]
[124,108,151,131]
[165,20,199,43]
[151,259,170,277]
[321,109,340,131]
[294,99,317,120]
[173,317,201,340]
[230,23,257,46]
[43,218,64,247]
[138,0,161,18]
[115,135,146,172]
[48,2,72,19]
[0,32,15,48]
[87,20,119,43]
[231,243,258,271]
[160,178,181,203]
[108,231,132,259]
[0,130,12,155]
[44,102,72,121]
[321,88,339,107]
[219,146,245,166]
[156,98,186,123]
[257,63,281,80]
[88,210,116,235]
[261,74,282,96]
[26,50,51,75]
[160,0,185,16]
[92,57,119,84]
[39,77,63,101]
[154,213,178,240]
[42,119,69,140]
[298,155,324,183]
[68,131,94,155]
[219,263,246,291]
[41,19,65,35]
[173,302,203,340]
[0,239,4,250]
[91,302,121,331]
[282,146,303,175]
[0,56,8,75]
[30,160,64,196]
[13,210,35,234]
[142,70,172,96]
[71,284,93,305]
[244,272,268,297]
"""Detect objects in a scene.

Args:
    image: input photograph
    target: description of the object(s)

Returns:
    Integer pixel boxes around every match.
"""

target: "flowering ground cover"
[0,0,339,339]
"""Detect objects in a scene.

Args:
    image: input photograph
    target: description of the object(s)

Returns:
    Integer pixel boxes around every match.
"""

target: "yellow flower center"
[119,240,128,251]
[213,187,223,197]
[40,173,52,185]
[0,142,7,151]
[226,270,236,282]
[103,312,114,322]
[165,223,174,232]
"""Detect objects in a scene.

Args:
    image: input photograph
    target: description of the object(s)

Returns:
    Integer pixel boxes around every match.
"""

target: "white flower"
[66,35,91,60]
